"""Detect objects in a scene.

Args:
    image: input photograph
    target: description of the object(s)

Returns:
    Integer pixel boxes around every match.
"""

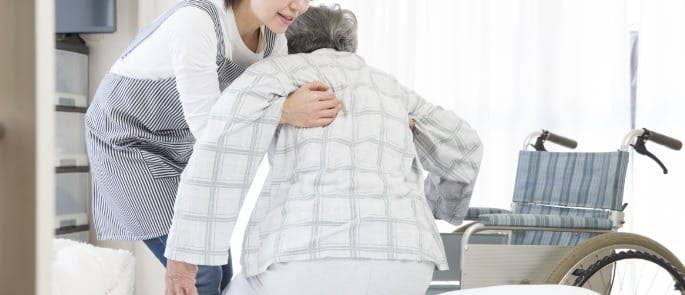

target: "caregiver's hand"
[281,81,342,127]
[165,259,199,295]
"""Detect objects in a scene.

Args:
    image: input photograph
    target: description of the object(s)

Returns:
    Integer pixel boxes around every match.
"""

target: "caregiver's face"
[252,0,309,34]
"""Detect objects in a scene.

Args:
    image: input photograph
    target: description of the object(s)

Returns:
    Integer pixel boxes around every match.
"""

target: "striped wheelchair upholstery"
[481,151,629,246]
[513,151,629,211]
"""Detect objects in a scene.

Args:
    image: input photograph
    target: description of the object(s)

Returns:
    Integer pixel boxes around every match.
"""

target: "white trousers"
[226,259,435,295]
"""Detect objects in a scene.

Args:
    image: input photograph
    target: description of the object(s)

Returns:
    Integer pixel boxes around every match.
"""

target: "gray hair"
[285,5,358,54]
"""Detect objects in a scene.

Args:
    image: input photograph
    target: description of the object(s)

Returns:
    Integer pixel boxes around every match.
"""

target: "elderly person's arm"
[162,62,330,293]
[403,87,484,226]
[164,65,287,265]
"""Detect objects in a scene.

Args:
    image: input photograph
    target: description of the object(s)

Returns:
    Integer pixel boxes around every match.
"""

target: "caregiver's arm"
[168,7,224,137]
[271,34,343,127]
[281,81,342,127]
[169,9,339,138]
[163,62,290,269]
[403,86,484,226]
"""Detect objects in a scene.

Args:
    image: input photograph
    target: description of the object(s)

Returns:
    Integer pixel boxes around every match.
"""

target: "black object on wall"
[55,0,116,33]
[56,34,89,54]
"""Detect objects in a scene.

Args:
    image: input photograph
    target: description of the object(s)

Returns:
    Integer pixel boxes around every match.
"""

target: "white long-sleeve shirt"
[110,0,287,136]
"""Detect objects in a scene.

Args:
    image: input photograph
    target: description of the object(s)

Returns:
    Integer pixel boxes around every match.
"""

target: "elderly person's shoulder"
[245,49,365,75]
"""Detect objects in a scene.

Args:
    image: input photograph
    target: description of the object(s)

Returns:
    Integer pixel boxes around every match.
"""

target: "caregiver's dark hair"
[285,5,358,54]
[224,0,237,7]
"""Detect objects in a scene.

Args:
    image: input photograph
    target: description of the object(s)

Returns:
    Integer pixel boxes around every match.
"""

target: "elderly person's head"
[285,5,358,54]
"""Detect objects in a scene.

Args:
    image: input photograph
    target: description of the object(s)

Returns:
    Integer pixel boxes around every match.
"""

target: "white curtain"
[319,0,685,260]
[320,0,631,210]
[632,0,685,260]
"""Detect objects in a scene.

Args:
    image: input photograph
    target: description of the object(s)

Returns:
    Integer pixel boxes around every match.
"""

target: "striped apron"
[85,0,278,240]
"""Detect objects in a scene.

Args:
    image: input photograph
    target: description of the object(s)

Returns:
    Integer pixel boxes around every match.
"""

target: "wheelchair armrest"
[478,213,614,230]
[465,207,512,221]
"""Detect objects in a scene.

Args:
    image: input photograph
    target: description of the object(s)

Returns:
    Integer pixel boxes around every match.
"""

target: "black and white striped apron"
[85,0,278,240]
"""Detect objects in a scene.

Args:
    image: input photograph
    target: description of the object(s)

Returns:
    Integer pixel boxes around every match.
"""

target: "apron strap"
[262,28,278,58]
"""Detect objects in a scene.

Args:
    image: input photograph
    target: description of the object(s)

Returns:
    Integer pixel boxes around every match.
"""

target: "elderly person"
[164,5,483,295]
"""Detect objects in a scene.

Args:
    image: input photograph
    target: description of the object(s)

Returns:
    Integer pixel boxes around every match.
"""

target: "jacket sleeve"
[402,85,484,226]
[164,62,290,265]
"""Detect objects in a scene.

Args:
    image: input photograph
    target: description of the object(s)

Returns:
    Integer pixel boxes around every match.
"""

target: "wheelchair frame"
[428,129,685,294]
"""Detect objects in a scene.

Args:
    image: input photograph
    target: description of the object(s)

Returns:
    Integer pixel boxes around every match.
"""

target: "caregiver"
[84,0,337,294]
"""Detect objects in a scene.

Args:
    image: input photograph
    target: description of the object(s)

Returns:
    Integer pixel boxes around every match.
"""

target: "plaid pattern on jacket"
[165,49,483,277]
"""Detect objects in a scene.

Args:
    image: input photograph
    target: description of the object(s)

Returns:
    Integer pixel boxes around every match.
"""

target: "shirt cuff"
[164,249,229,266]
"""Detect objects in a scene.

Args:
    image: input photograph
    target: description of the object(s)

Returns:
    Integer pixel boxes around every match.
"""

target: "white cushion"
[52,239,135,295]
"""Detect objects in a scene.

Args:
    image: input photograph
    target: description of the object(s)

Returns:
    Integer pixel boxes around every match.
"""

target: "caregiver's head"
[285,5,358,54]
[225,0,310,34]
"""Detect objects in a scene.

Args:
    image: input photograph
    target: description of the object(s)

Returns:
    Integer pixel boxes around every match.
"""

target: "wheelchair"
[428,128,685,295]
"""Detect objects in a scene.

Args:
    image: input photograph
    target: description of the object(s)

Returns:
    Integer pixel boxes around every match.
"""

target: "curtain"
[632,0,685,260]
[321,0,685,260]
[319,0,632,223]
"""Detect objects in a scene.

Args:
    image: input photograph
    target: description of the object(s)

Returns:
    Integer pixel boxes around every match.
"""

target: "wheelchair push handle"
[525,129,578,151]
[623,128,682,174]
[544,130,579,149]
[642,129,682,151]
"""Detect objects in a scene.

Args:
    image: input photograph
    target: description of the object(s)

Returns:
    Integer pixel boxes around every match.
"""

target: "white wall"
[138,0,177,25]
[81,0,166,294]
[83,0,139,97]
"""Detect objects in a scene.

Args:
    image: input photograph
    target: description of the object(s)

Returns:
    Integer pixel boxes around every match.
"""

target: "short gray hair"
[286,5,358,54]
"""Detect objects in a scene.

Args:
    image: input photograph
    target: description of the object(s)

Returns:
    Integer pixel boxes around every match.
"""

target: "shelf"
[56,166,90,173]
[56,35,90,55]
[55,224,89,235]
[56,105,88,113]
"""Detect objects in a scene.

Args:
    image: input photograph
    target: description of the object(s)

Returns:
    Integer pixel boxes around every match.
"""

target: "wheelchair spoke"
[647,266,658,293]
[580,253,684,295]
[599,262,607,291]
[664,272,673,294]
[617,262,625,294]
[634,262,646,294]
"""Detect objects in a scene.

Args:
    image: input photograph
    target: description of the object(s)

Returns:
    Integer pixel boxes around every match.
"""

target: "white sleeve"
[167,7,222,137]
[164,61,291,266]
[402,84,484,226]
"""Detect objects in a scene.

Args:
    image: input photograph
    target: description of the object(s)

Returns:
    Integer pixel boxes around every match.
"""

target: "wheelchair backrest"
[509,151,629,246]
[512,151,629,211]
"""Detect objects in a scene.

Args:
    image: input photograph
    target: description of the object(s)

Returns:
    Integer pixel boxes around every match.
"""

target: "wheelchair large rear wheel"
[546,232,685,294]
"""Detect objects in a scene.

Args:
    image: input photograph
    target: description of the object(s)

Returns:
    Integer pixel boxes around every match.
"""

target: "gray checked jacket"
[164,48,483,277]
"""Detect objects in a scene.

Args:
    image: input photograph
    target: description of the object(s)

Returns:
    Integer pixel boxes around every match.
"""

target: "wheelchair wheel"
[546,232,685,294]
